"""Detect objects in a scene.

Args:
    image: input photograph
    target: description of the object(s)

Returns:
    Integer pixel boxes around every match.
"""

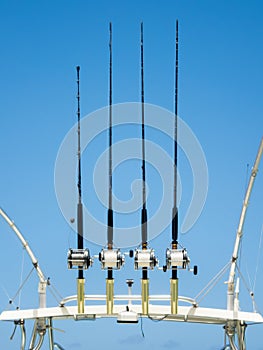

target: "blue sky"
[0,0,262,349]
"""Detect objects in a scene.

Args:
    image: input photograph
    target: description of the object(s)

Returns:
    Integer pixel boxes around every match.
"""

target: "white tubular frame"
[0,208,46,284]
[0,139,262,350]
[1,302,262,325]
[227,138,263,311]
[0,208,48,348]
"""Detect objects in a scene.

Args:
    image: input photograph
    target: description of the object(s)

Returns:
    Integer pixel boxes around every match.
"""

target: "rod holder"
[141,278,149,315]
[77,278,85,314]
[170,278,178,314]
[106,279,114,315]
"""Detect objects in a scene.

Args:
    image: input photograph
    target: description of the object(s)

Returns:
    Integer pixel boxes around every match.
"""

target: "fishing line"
[18,247,25,308]
[48,281,65,305]
[2,286,17,310]
[8,266,35,308]
[245,263,253,294]
[236,264,259,312]
[195,261,231,303]
[140,315,145,338]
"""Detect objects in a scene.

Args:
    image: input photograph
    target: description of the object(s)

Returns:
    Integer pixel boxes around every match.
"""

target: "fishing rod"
[134,22,157,315]
[67,66,91,314]
[76,65,84,269]
[98,23,124,315]
[108,21,113,254]
[163,20,194,314]
[172,19,179,258]
[170,20,180,314]
[140,21,149,315]
[141,21,147,251]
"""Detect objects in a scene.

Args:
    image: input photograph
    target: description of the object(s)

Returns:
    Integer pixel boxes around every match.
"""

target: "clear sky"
[0,0,262,349]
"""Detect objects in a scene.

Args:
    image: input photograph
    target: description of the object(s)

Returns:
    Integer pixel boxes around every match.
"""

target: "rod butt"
[170,278,178,314]
[106,278,114,315]
[141,278,149,315]
[77,278,85,314]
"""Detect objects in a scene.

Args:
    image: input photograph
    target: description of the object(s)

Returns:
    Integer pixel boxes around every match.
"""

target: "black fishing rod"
[141,22,148,257]
[67,66,92,314]
[171,20,179,280]
[76,66,86,314]
[139,22,153,316]
[98,23,124,315]
[76,66,84,278]
[133,22,157,315]
[167,20,180,314]
[165,21,195,314]
[107,21,113,278]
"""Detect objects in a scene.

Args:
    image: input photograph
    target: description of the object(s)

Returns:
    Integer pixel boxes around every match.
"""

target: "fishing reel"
[165,248,190,269]
[99,249,124,270]
[134,248,158,270]
[67,248,92,269]
[163,248,197,274]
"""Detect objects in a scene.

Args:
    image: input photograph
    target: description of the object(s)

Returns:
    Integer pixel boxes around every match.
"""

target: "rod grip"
[141,208,148,245]
[172,207,178,244]
[107,208,113,246]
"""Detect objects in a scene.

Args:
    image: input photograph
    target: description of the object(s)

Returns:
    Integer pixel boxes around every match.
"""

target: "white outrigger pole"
[0,208,50,350]
[0,208,46,284]
[225,137,263,349]
[227,137,263,309]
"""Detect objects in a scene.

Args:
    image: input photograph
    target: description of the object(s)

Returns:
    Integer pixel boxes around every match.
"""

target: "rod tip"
[76,66,80,72]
